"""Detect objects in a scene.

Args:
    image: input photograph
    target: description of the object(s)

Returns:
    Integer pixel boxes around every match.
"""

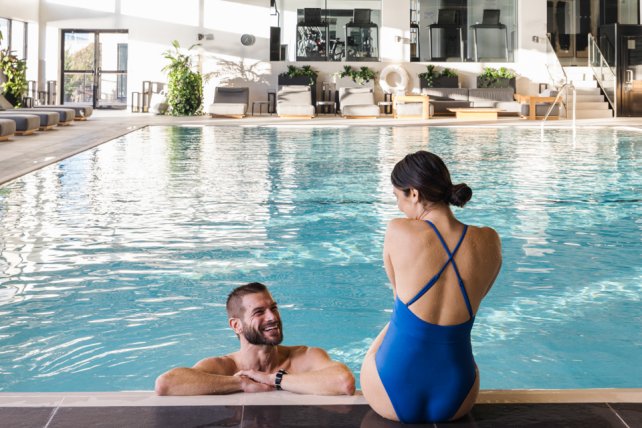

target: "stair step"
[572,87,602,95]
[574,101,611,110]
[567,94,605,102]
[571,109,614,119]
[569,80,598,88]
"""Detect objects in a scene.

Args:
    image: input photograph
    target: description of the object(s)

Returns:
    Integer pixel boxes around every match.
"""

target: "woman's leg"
[360,323,399,421]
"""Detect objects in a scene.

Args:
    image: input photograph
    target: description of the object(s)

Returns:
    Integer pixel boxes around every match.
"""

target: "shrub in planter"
[0,31,28,107]
[419,65,459,88]
[278,65,318,86]
[476,66,516,90]
[162,40,203,116]
[337,65,376,85]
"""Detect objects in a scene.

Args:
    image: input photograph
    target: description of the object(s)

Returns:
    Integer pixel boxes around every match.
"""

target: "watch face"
[241,34,256,46]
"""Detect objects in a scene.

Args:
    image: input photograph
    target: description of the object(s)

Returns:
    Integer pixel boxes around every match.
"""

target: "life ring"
[379,64,409,94]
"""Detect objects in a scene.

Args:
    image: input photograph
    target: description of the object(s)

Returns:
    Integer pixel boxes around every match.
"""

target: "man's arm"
[155,356,272,395]
[235,347,355,396]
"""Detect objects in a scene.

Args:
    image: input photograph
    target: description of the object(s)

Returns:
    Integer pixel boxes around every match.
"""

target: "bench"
[448,108,503,120]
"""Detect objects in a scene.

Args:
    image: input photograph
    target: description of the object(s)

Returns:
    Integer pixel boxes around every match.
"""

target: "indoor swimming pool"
[0,125,640,392]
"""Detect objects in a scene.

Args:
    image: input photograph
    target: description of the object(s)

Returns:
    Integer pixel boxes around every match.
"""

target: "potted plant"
[162,40,203,116]
[476,67,516,90]
[278,65,318,86]
[419,65,459,89]
[0,31,28,107]
[336,65,376,86]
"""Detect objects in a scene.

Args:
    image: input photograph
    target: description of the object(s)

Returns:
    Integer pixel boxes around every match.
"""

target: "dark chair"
[427,9,464,61]
[470,9,509,61]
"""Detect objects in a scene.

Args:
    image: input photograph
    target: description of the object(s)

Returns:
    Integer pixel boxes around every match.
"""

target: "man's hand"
[235,370,275,392]
[235,369,276,387]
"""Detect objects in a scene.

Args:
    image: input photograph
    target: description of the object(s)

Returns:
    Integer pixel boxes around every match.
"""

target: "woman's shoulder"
[466,224,502,253]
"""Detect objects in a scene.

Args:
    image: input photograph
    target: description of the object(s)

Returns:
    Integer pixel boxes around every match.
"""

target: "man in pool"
[155,282,356,396]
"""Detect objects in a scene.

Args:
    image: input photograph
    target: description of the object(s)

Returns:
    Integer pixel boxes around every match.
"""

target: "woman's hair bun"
[449,183,472,207]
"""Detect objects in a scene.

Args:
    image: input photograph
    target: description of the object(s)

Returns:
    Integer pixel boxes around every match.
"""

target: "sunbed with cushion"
[276,86,315,118]
[0,95,76,124]
[206,87,249,118]
[0,113,40,135]
[338,87,379,118]
[0,110,59,130]
[0,118,16,141]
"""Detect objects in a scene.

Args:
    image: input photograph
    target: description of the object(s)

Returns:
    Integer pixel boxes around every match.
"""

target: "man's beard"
[242,320,283,345]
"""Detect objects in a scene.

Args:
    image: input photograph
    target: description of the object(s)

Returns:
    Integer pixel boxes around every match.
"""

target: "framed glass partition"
[277,0,381,62]
[415,0,517,62]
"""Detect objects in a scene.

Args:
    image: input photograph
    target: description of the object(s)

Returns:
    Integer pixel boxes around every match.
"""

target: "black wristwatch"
[275,369,288,390]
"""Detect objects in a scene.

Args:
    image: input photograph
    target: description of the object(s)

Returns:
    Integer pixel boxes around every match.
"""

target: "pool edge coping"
[0,388,641,407]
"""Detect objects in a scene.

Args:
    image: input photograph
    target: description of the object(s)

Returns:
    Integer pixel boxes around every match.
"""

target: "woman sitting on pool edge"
[360,150,502,423]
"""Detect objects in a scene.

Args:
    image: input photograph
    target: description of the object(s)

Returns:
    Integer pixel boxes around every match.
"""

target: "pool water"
[0,125,640,392]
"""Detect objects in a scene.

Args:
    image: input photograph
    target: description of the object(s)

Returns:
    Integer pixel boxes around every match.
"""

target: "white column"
[380,0,410,62]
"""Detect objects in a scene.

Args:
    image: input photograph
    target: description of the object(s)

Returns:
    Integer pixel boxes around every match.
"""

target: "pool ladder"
[541,83,576,140]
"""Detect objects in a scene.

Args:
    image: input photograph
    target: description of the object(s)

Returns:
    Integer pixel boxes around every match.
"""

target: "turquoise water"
[0,125,640,392]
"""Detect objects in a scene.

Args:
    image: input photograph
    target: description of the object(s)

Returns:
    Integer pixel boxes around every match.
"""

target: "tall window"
[0,17,28,59]
[414,0,517,62]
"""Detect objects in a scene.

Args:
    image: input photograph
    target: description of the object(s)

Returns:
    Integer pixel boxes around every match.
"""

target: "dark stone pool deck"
[1,389,641,428]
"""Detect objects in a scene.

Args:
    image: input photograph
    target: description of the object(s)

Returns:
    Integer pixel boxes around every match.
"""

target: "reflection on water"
[0,125,640,391]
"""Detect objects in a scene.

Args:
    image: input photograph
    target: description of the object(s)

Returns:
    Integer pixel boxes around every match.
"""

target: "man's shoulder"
[194,353,238,374]
[281,345,332,371]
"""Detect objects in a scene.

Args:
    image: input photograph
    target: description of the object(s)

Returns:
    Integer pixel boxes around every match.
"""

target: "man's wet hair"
[226,282,269,318]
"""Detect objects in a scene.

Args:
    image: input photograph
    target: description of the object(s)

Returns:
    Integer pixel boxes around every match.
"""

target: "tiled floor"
[1,402,640,427]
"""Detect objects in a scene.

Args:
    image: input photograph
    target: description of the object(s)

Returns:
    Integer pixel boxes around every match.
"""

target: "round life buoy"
[379,64,409,94]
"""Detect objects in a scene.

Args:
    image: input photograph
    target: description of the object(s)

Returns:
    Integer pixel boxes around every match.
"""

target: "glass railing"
[588,33,616,115]
[544,34,567,88]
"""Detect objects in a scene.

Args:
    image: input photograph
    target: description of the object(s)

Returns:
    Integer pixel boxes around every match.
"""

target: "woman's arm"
[383,219,400,298]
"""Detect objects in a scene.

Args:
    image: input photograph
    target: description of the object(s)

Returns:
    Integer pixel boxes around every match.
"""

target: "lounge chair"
[0,113,40,135]
[0,110,59,130]
[338,87,379,119]
[0,118,16,141]
[276,85,315,119]
[0,94,75,126]
[206,87,249,118]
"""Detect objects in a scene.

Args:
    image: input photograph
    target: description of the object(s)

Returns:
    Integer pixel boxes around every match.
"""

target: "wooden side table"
[392,94,430,119]
[514,94,561,120]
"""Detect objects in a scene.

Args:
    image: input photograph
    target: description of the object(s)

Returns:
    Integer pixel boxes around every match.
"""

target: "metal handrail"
[542,83,576,140]
[544,34,568,89]
[588,33,617,115]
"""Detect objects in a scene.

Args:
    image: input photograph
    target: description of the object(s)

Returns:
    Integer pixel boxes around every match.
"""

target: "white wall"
[0,0,600,108]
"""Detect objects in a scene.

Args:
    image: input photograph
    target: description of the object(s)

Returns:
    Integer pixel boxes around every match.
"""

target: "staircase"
[562,66,614,119]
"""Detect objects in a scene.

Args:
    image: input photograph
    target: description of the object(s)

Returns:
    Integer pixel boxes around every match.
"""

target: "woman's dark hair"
[391,150,472,207]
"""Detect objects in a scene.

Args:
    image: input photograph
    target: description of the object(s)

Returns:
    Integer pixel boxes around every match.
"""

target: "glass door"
[61,30,128,109]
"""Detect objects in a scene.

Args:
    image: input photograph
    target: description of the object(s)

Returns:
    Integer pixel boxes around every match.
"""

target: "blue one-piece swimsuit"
[375,220,476,423]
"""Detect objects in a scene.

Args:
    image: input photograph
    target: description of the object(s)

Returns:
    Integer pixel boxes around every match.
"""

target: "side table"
[252,101,270,116]
[316,100,336,115]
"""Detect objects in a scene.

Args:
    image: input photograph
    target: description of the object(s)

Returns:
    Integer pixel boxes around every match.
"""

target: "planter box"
[420,76,459,89]
[476,76,516,90]
[278,75,317,105]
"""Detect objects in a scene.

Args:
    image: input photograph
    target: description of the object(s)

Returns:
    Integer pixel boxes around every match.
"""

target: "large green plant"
[162,40,203,116]
[0,31,28,107]
[338,65,375,85]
